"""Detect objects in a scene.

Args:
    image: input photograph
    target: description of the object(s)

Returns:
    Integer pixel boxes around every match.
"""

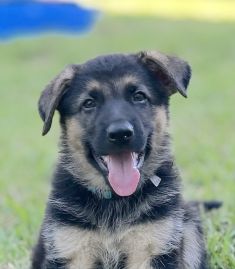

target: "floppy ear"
[38,64,79,136]
[138,51,191,97]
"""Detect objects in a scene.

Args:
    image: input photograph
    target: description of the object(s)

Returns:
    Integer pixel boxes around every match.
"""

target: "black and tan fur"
[32,51,213,269]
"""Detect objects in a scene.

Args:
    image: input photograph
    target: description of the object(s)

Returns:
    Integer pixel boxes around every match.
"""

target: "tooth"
[103,156,108,163]
[131,152,138,167]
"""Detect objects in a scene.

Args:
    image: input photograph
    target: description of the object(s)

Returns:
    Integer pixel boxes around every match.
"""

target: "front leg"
[43,259,68,269]
[126,250,181,269]
[151,250,181,269]
[122,217,183,269]
[31,234,69,269]
[42,224,98,269]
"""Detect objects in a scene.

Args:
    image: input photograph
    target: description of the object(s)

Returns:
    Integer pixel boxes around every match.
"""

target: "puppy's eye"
[132,91,147,103]
[82,98,96,109]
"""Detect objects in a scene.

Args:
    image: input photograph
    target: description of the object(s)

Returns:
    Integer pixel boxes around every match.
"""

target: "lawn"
[0,15,235,268]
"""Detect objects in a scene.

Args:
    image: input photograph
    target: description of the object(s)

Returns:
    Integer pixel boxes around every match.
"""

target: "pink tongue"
[107,152,140,196]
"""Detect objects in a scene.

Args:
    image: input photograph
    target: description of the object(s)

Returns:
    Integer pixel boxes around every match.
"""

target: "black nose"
[107,121,134,143]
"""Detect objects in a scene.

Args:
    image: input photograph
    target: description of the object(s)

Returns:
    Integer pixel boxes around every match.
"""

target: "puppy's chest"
[50,217,180,269]
[51,227,124,268]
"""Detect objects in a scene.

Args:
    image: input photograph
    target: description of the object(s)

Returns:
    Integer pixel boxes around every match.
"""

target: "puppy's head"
[39,51,191,197]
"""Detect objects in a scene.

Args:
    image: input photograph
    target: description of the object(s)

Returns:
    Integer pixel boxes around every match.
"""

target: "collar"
[87,186,112,199]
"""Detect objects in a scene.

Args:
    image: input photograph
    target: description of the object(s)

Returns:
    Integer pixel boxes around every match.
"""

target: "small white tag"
[150,175,161,187]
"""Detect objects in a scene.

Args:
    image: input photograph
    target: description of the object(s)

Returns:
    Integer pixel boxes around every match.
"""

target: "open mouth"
[94,152,145,172]
[93,151,145,197]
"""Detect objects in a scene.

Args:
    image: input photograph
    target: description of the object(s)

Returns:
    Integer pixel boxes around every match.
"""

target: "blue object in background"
[0,0,98,40]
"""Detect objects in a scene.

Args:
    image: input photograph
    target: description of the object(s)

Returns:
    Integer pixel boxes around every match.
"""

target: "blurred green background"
[0,1,235,268]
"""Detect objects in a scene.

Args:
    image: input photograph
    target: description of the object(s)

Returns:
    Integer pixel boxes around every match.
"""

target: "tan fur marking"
[155,106,168,136]
[65,117,84,151]
[85,79,101,91]
[114,74,140,90]
[63,118,110,192]
[142,105,171,179]
[53,226,97,269]
[48,217,182,269]
[183,222,203,269]
[119,74,140,85]
[122,217,182,269]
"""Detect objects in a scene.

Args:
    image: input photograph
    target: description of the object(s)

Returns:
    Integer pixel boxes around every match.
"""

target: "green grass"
[0,15,235,268]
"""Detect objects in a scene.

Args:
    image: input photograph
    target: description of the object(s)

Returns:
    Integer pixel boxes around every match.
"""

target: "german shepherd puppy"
[32,51,210,269]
